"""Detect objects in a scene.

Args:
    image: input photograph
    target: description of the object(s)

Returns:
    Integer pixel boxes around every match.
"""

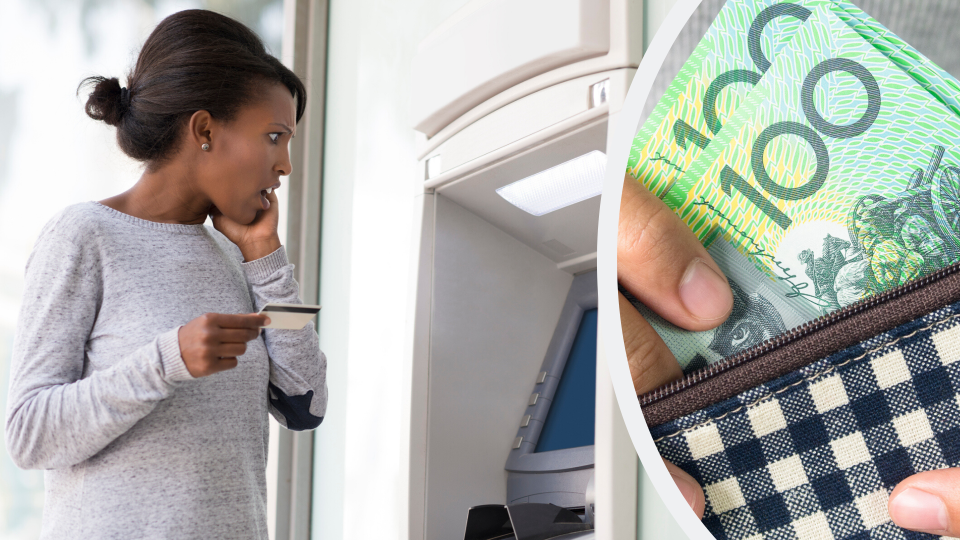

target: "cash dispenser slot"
[463,503,594,540]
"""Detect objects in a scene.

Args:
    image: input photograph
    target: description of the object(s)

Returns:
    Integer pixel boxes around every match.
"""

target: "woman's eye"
[269,133,281,144]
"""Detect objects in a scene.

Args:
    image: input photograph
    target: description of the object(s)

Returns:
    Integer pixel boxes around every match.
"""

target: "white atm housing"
[403,0,642,538]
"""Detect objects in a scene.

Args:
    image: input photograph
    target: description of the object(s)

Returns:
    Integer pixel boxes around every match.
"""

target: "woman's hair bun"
[79,76,130,127]
[76,10,306,165]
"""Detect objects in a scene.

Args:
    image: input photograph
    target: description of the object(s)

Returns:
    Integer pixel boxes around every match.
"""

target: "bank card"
[258,303,322,330]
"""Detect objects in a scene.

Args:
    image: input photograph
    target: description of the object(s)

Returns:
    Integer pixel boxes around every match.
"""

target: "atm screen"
[534,308,597,452]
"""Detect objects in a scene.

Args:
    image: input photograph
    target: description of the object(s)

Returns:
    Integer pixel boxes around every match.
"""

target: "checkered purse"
[641,267,960,539]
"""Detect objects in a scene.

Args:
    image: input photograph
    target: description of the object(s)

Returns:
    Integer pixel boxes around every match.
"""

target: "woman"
[4,10,326,539]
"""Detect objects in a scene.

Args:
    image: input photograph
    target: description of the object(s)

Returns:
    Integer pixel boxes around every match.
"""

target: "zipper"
[638,260,960,412]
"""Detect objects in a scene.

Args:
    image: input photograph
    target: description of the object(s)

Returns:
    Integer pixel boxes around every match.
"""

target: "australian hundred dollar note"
[664,2,960,350]
[627,0,956,202]
[623,2,960,372]
[621,238,821,371]
[626,0,834,199]
[624,0,853,371]
[833,1,960,117]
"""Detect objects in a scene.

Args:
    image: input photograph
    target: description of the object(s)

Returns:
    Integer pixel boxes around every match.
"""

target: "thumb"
[618,173,733,331]
[208,205,221,223]
[888,468,960,536]
[208,205,230,232]
[618,174,733,394]
[664,459,705,518]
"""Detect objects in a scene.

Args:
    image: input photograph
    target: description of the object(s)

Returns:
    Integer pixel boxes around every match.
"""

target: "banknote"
[626,0,832,199]
[665,4,960,323]
[622,238,821,371]
[621,2,960,370]
[833,2,960,117]
[626,0,960,205]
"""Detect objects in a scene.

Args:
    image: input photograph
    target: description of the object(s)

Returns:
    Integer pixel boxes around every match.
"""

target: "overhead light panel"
[496,150,606,216]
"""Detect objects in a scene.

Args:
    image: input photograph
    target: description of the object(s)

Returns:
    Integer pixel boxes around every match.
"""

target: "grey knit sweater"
[4,202,327,539]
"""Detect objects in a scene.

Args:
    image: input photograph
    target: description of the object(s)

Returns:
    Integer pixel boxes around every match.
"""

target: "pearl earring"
[201,143,210,151]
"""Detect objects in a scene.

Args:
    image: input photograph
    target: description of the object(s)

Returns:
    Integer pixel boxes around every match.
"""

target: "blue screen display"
[534,308,597,453]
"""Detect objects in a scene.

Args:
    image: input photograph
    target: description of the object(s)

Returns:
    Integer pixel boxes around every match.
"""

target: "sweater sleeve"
[242,246,327,431]
[4,219,193,470]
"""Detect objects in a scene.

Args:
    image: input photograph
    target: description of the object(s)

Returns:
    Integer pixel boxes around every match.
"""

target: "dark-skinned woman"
[4,10,326,539]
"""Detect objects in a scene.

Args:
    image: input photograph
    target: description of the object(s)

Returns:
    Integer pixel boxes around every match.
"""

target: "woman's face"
[201,83,296,225]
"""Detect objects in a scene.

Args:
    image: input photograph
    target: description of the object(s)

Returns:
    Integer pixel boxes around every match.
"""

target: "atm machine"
[401,0,643,538]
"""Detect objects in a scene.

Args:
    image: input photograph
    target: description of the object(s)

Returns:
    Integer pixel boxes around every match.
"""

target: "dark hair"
[79,9,306,165]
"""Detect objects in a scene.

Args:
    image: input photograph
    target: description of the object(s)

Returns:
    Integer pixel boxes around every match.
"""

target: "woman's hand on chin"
[210,189,282,261]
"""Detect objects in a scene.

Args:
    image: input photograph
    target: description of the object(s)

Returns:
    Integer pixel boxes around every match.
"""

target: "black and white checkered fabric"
[651,301,960,540]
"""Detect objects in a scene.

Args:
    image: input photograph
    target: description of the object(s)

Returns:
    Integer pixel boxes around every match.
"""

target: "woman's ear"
[188,109,214,150]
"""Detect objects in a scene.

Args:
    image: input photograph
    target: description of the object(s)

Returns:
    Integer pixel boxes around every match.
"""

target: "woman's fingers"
[620,292,682,394]
[216,327,263,344]
[664,459,705,518]
[620,290,705,519]
[179,313,268,377]
[215,357,239,370]
[618,174,733,331]
[216,343,248,358]
[618,176,711,517]
[212,313,269,330]
[889,468,960,536]
[620,290,704,516]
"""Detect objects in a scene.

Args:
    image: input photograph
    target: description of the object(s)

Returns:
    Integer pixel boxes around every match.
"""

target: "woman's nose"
[276,148,292,176]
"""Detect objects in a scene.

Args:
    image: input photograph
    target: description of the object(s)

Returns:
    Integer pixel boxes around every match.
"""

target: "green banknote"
[626,0,959,205]
[666,3,960,327]
[626,0,832,199]
[623,237,821,370]
[833,2,960,117]
[623,1,960,371]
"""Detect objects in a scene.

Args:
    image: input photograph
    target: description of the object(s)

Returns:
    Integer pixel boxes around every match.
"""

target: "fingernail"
[679,259,732,321]
[264,317,271,325]
[889,488,949,532]
[671,473,699,509]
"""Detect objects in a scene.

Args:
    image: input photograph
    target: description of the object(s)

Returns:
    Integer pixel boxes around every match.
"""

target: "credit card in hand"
[258,303,322,330]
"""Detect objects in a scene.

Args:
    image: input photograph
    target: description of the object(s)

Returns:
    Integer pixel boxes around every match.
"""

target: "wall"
[425,194,573,538]
[312,0,470,538]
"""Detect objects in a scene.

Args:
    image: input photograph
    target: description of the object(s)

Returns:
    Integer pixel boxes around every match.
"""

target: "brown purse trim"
[642,269,960,428]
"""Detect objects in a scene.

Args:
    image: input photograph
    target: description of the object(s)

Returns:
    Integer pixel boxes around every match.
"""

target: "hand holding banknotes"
[618,173,735,518]
[621,170,960,534]
[619,0,960,535]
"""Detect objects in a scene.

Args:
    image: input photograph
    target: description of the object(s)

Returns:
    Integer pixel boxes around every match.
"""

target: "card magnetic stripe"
[262,305,320,314]
[651,298,960,540]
